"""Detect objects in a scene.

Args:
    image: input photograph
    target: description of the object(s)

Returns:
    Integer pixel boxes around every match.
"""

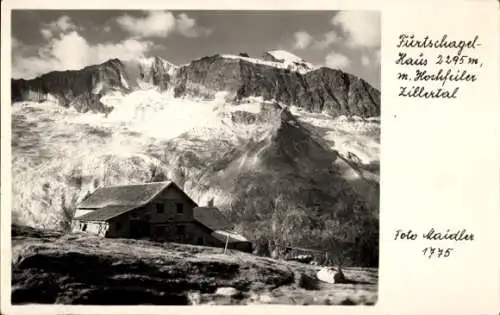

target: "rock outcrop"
[11,57,176,113]
[123,56,177,90]
[11,59,128,113]
[11,224,378,305]
[174,54,380,116]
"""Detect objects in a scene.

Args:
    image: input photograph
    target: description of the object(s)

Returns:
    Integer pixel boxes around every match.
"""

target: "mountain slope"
[12,90,379,266]
[11,50,380,267]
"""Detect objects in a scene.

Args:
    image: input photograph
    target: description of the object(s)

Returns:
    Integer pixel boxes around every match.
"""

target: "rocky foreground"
[11,225,378,305]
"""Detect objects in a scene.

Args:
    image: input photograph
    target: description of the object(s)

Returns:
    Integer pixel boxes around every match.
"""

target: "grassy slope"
[12,225,377,305]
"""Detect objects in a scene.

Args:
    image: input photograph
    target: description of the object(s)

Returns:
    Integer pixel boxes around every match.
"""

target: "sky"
[11,10,381,89]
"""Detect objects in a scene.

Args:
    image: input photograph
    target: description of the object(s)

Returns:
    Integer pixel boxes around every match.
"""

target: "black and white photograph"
[9,9,380,306]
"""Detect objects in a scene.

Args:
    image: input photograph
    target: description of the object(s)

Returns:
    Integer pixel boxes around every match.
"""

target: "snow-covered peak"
[266,50,304,64]
[136,56,178,76]
[264,50,315,73]
[220,50,317,74]
[137,56,174,67]
[137,57,155,67]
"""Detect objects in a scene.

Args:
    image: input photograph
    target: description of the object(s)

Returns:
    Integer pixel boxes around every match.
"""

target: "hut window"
[82,223,87,232]
[176,203,183,214]
[197,237,203,245]
[156,204,165,213]
[115,222,122,230]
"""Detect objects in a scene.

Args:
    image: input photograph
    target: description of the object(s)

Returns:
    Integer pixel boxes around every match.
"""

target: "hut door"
[130,220,150,239]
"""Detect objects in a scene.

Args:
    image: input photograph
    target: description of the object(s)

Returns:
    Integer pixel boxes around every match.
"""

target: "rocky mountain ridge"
[11,51,380,117]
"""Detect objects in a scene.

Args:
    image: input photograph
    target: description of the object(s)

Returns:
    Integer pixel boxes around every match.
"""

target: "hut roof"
[193,207,233,231]
[75,205,138,222]
[77,181,196,209]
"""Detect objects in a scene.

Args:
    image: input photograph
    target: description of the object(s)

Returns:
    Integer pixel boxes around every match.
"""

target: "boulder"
[187,291,201,305]
[298,272,320,290]
[259,294,273,303]
[316,267,337,284]
[334,268,347,283]
[214,287,240,297]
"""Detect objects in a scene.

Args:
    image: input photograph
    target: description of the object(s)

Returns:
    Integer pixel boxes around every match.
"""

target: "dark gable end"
[163,182,198,208]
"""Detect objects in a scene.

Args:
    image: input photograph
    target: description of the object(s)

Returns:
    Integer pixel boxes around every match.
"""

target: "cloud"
[313,31,339,49]
[49,31,90,69]
[361,54,370,67]
[293,30,338,51]
[293,31,313,49]
[359,49,381,69]
[13,15,155,78]
[331,11,381,48]
[116,10,211,38]
[93,39,154,61]
[325,52,351,70]
[41,29,52,39]
[117,11,176,38]
[176,13,212,37]
[40,15,78,39]
[12,32,153,79]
